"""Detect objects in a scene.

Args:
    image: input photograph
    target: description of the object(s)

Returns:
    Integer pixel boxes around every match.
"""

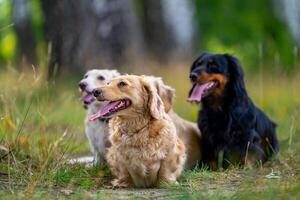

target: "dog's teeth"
[207,82,213,88]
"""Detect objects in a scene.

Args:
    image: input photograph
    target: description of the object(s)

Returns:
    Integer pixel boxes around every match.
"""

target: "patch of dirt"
[92,189,192,199]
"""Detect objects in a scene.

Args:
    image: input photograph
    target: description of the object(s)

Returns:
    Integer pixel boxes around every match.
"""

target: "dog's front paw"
[111,178,131,189]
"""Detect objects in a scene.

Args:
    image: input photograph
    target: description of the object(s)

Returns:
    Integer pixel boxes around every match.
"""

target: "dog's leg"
[111,176,132,188]
[93,151,99,165]
[242,142,266,168]
[107,147,132,188]
[158,139,186,184]
[94,152,106,166]
[127,162,161,188]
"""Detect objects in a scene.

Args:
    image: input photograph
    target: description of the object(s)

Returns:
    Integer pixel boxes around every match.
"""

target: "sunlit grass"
[0,65,300,199]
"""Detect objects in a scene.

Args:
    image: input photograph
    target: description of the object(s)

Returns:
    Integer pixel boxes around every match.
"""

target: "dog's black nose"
[189,73,198,82]
[79,82,87,90]
[92,88,102,97]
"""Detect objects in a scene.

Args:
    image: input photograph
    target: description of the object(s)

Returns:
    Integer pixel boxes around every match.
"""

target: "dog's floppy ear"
[224,54,247,99]
[153,78,175,113]
[141,78,165,120]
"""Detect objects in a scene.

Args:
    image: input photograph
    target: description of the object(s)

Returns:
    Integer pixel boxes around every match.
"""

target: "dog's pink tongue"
[188,82,212,102]
[89,101,120,121]
[82,94,95,104]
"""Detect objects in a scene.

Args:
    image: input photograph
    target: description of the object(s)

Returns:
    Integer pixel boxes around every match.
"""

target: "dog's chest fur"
[109,117,174,187]
[112,121,169,160]
[200,110,237,157]
[85,103,110,162]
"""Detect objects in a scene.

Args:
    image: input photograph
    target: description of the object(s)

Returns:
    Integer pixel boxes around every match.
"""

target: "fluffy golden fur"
[94,75,186,188]
[147,76,202,169]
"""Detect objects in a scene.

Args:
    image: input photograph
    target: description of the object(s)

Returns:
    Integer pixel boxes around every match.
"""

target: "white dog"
[78,69,120,165]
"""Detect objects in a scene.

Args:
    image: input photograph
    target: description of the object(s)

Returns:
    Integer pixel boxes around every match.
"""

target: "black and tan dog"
[188,53,279,169]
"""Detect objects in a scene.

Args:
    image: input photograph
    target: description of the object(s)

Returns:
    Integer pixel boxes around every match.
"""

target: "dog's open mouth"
[82,93,95,105]
[188,81,218,102]
[89,99,131,121]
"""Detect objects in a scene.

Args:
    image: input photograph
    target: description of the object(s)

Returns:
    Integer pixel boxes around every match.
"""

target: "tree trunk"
[139,0,176,61]
[161,0,197,57]
[42,0,138,78]
[12,0,37,66]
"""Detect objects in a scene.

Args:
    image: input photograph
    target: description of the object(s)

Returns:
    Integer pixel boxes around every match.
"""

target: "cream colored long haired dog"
[147,76,202,169]
[78,69,120,165]
[89,75,186,188]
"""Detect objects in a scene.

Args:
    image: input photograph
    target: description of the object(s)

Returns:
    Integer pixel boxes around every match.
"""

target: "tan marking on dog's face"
[97,75,165,119]
[195,71,228,97]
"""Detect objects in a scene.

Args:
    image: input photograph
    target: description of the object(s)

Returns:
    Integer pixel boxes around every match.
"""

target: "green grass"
[0,65,300,199]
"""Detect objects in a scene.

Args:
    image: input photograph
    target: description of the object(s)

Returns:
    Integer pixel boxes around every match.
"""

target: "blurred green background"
[0,0,299,75]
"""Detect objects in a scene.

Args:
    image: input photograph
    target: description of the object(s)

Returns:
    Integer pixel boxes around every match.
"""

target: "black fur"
[189,53,279,169]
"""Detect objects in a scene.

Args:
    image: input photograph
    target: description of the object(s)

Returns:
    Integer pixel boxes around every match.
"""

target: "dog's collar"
[98,118,110,123]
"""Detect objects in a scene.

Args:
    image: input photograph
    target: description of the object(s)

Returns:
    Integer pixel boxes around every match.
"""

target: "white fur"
[67,156,94,167]
[79,69,120,165]
[85,105,109,164]
[80,69,120,93]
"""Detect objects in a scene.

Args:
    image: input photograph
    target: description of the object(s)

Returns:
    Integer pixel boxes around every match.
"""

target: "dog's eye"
[197,60,203,65]
[98,75,105,81]
[84,75,88,78]
[118,81,127,88]
[208,59,213,63]
[209,64,219,72]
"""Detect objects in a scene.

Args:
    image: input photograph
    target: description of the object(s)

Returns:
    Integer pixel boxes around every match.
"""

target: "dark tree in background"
[135,0,196,61]
[42,0,139,78]
[9,0,198,75]
[91,0,143,68]
[12,0,37,66]
[139,0,175,61]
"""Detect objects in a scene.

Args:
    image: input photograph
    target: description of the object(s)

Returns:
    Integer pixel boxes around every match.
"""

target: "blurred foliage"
[0,0,45,65]
[0,0,299,72]
[0,0,16,62]
[29,0,46,63]
[195,0,296,71]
